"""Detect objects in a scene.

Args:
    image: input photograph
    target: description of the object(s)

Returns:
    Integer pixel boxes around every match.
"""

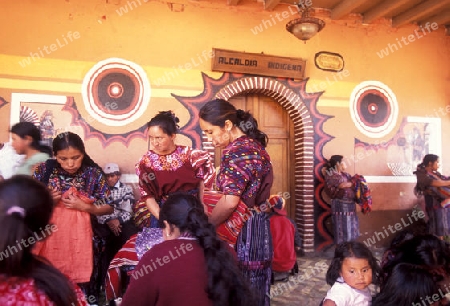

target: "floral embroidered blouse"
[136,146,215,203]
[216,135,273,208]
[33,163,112,208]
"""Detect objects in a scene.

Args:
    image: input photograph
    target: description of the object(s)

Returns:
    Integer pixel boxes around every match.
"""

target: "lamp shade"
[286,15,325,42]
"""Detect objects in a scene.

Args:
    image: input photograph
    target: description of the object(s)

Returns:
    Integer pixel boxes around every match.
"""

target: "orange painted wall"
[0,0,449,247]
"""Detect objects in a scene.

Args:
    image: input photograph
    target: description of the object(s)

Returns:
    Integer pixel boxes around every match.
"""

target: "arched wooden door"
[215,94,296,216]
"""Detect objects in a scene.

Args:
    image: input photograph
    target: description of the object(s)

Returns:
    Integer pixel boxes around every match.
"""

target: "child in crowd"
[322,241,380,306]
[98,163,138,248]
[0,175,87,305]
[95,163,139,297]
[268,196,300,282]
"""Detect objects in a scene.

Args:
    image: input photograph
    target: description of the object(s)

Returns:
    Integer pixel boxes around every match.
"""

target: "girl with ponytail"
[122,193,254,306]
[0,175,87,305]
[199,99,273,306]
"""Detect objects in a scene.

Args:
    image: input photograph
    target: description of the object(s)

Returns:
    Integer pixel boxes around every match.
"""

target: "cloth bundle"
[352,174,372,214]
[203,190,249,247]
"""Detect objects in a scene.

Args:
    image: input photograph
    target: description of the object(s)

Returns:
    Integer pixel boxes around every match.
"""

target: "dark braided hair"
[159,193,256,306]
[417,154,439,169]
[147,110,180,136]
[199,99,268,147]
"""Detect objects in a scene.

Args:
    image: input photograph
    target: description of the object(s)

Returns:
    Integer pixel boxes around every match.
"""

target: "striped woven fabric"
[203,191,250,247]
[104,234,138,301]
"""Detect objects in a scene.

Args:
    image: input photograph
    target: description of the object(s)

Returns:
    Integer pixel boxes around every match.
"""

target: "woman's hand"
[146,198,160,220]
[50,187,62,204]
[209,194,240,226]
[61,193,89,211]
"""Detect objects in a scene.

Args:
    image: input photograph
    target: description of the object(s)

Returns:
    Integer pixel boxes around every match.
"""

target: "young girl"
[0,175,87,305]
[323,241,380,306]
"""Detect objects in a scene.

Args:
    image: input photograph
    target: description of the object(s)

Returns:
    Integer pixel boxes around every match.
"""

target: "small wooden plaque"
[212,48,305,79]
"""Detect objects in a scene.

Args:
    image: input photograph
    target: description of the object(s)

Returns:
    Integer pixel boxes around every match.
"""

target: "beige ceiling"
[228,0,450,34]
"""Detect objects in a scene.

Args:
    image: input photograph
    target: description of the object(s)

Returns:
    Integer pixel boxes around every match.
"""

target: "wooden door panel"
[265,138,288,199]
[256,96,289,138]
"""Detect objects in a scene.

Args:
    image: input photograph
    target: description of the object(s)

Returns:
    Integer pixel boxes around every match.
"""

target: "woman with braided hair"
[121,193,254,306]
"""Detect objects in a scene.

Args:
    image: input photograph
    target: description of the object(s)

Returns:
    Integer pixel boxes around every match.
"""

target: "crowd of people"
[1,100,450,306]
[0,100,288,306]
[318,153,450,305]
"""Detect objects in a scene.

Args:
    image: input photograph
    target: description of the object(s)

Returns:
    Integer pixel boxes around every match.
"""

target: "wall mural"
[63,97,149,147]
[11,94,69,145]
[354,116,441,177]
[10,93,149,148]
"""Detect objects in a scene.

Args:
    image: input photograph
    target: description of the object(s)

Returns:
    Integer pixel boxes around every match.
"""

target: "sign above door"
[211,48,305,79]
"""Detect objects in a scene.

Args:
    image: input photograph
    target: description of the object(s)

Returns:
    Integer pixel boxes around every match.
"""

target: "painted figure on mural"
[39,110,55,148]
[408,126,425,165]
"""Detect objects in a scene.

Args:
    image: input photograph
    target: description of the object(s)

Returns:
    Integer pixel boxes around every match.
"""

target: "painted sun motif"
[350,81,398,138]
[81,58,151,127]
